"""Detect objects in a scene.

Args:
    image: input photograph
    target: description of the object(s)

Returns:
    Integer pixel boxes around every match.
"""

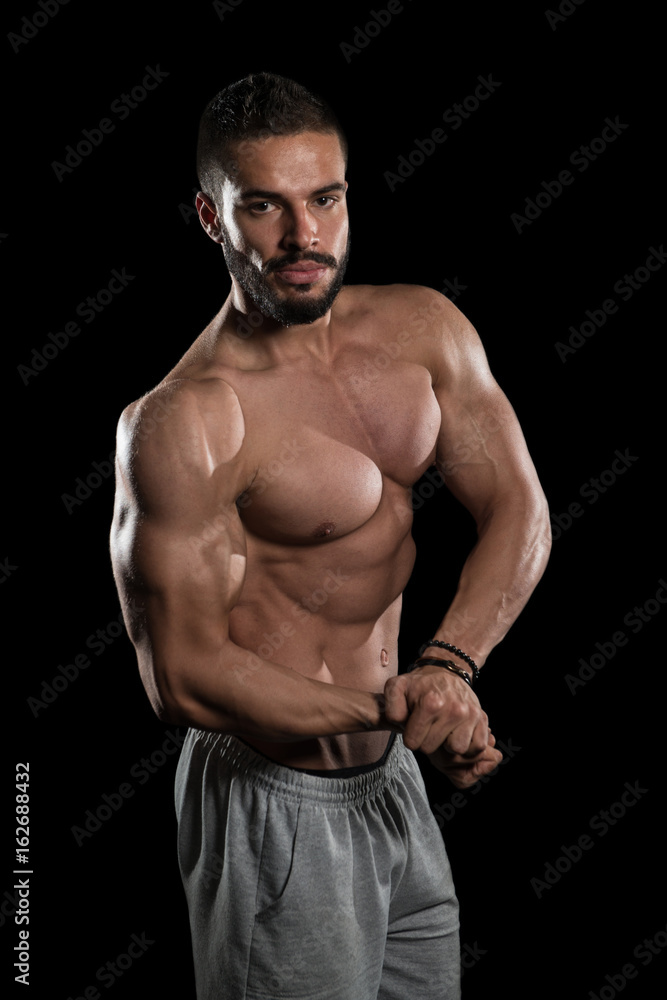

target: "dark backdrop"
[4,2,665,997]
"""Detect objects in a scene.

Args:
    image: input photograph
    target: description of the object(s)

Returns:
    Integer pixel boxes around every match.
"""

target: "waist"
[183,728,409,806]
[237,730,396,773]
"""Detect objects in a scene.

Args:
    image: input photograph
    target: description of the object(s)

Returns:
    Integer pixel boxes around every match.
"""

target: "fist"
[383,662,490,756]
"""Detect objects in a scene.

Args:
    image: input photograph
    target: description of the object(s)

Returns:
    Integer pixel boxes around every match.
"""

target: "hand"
[426,731,503,789]
[383,661,490,756]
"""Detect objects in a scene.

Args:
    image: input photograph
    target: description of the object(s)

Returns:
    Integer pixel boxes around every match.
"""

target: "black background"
[3,1,665,997]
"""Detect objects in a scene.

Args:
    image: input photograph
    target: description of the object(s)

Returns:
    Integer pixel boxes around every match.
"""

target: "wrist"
[358,690,404,734]
[418,640,481,685]
[413,653,472,675]
[409,656,474,689]
[431,632,489,668]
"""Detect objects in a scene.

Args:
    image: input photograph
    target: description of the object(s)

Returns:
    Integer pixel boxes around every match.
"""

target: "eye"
[315,196,335,207]
[249,201,275,214]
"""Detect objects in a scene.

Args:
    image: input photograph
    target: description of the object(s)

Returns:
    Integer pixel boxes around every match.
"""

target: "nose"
[281,205,318,250]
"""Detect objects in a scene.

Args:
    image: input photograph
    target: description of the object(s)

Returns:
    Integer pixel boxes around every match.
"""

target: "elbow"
[535,491,552,569]
[144,674,193,728]
[151,693,192,728]
[139,654,200,729]
[146,653,241,734]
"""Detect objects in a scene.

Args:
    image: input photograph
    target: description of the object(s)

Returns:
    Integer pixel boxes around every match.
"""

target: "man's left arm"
[383,290,551,788]
[427,294,551,668]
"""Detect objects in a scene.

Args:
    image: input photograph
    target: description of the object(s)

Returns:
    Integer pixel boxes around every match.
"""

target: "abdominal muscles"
[230,472,416,684]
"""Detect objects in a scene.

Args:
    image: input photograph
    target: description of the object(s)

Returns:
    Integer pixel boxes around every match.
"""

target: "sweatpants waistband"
[183,728,408,807]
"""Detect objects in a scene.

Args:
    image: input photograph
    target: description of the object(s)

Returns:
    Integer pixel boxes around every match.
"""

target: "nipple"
[313,521,337,538]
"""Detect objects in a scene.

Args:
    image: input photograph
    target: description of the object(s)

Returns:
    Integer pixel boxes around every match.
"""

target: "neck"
[217,291,338,361]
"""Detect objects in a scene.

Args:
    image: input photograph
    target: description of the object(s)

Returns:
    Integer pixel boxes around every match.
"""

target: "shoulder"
[340,281,469,333]
[339,281,443,316]
[115,377,247,515]
[340,283,490,384]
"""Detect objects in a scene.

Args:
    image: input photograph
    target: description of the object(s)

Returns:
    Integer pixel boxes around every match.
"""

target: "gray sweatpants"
[175,729,460,1000]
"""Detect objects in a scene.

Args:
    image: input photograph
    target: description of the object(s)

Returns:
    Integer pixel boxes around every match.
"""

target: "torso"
[162,283,442,769]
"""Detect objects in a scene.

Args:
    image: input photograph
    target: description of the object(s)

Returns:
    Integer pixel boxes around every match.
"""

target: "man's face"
[215,131,350,326]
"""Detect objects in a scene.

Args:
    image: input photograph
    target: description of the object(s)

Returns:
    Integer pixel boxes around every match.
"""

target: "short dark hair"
[197,72,348,204]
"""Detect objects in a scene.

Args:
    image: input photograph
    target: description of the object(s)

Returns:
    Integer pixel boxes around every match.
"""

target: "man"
[110,72,550,999]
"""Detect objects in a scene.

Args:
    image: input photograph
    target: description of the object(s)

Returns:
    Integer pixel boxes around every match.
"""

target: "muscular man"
[110,73,550,999]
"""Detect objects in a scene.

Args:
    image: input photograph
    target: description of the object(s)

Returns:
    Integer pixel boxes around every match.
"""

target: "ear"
[196,192,224,244]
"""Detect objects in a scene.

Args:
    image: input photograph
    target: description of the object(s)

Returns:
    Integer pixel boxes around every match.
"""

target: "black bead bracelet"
[418,640,480,685]
[408,656,474,688]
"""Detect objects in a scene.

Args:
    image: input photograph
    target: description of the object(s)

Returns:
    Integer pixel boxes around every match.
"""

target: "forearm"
[432,493,551,666]
[147,637,393,740]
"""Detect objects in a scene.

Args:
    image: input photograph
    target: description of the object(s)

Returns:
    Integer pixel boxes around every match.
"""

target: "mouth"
[276,264,328,285]
[274,264,330,286]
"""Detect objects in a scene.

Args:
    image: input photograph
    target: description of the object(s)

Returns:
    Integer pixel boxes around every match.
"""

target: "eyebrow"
[238,182,347,202]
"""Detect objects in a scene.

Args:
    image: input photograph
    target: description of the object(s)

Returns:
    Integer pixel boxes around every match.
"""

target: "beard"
[220,225,351,327]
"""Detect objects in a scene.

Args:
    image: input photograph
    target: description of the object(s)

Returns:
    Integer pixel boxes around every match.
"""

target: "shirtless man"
[110,73,550,1000]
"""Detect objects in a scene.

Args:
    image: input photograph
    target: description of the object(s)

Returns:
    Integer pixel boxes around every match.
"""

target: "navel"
[381,648,389,666]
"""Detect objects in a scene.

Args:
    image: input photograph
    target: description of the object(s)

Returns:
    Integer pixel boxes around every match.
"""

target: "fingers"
[437,744,503,789]
[440,710,490,758]
[402,686,460,753]
[394,668,488,756]
[382,674,411,728]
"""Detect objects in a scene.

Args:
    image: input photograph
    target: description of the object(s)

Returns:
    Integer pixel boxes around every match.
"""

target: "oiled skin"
[110,131,551,785]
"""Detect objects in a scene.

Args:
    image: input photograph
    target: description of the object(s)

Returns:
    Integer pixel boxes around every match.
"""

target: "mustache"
[264,250,338,273]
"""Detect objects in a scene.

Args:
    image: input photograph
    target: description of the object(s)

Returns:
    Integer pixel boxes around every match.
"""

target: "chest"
[230,358,441,545]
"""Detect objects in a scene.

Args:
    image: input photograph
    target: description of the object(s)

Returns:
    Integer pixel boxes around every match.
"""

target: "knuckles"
[420,689,446,714]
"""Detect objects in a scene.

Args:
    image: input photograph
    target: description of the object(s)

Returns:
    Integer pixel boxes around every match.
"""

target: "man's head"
[197,72,348,202]
[196,73,350,327]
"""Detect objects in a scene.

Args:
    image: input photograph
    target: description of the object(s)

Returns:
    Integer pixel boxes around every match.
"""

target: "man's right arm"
[110,377,389,740]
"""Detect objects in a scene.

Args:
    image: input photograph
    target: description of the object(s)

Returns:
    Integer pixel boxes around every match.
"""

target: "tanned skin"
[110,131,551,789]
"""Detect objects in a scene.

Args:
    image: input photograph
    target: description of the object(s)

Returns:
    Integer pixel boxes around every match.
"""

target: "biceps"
[435,387,540,522]
[114,504,247,655]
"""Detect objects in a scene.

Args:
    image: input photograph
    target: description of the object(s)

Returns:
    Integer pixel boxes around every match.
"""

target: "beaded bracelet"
[419,640,480,685]
[408,656,474,689]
